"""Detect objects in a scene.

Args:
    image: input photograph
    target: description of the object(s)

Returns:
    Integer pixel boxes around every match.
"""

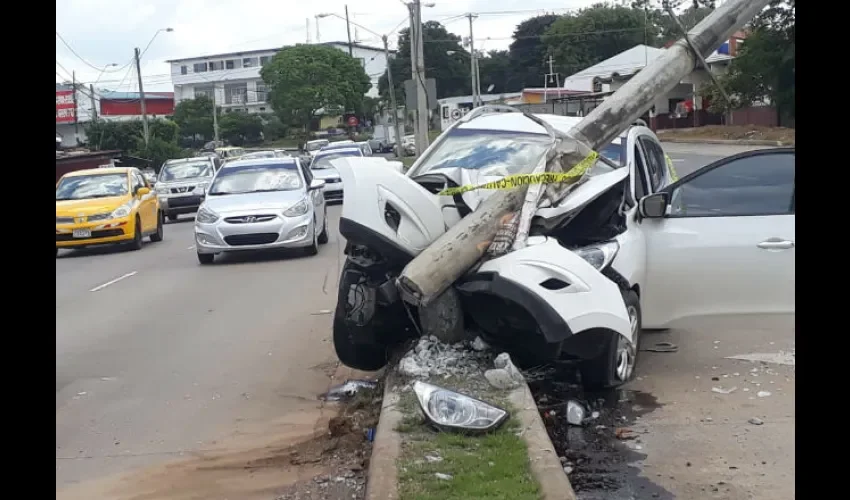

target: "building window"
[180,65,188,75]
[193,62,208,73]
[209,61,224,71]
[224,82,248,105]
[225,59,236,69]
[260,56,271,66]
[242,57,259,68]
[194,85,215,100]
[255,82,268,103]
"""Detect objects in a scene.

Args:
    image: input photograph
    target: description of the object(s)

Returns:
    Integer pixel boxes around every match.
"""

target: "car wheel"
[167,214,178,222]
[304,220,319,256]
[318,211,329,244]
[129,217,144,251]
[580,290,642,390]
[332,261,392,371]
[150,212,164,242]
[197,252,215,265]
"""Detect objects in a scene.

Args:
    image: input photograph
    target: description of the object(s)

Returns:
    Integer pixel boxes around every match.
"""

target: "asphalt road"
[56,207,352,497]
[661,142,772,177]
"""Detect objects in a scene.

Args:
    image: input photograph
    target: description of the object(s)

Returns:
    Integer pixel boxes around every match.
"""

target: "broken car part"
[412,381,509,433]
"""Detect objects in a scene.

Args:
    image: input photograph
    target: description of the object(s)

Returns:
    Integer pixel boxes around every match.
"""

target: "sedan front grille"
[56,217,74,224]
[223,215,277,224]
[224,233,279,246]
[56,229,124,241]
[87,213,112,222]
[170,186,195,194]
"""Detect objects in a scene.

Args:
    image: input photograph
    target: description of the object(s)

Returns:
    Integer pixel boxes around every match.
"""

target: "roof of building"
[437,92,523,105]
[100,91,174,100]
[166,41,392,63]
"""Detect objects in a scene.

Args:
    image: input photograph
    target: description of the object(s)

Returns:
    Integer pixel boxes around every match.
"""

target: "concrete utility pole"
[411,0,429,154]
[89,84,98,122]
[71,71,79,137]
[543,55,560,105]
[397,0,773,308]
[315,15,322,42]
[306,18,312,44]
[344,5,354,56]
[383,35,404,158]
[212,86,220,143]
[134,47,150,147]
[466,14,479,107]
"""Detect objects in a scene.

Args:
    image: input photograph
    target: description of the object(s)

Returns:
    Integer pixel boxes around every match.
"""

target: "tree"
[219,111,264,146]
[172,96,215,146]
[543,4,659,79]
[703,0,794,121]
[508,14,560,89]
[631,1,714,46]
[477,51,523,94]
[261,113,287,142]
[378,22,470,103]
[83,118,188,169]
[261,44,370,137]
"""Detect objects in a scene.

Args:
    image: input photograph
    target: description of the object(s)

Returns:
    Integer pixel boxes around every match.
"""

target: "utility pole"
[71,71,79,138]
[466,14,479,107]
[345,5,354,57]
[212,85,220,143]
[412,0,429,153]
[315,15,321,42]
[134,47,150,147]
[383,35,404,159]
[306,18,312,43]
[543,55,560,109]
[89,84,98,122]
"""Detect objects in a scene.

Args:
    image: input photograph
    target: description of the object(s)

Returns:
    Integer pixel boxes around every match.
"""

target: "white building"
[167,41,390,114]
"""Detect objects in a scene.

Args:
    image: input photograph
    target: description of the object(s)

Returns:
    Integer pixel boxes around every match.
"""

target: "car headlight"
[156,185,168,194]
[111,202,132,218]
[196,206,219,224]
[283,199,309,217]
[573,241,620,271]
[412,381,509,433]
[193,184,207,196]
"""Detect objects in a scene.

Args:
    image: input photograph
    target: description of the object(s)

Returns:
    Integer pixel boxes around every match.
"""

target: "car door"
[138,170,158,230]
[129,171,150,231]
[300,160,324,226]
[637,136,671,191]
[625,128,654,206]
[640,149,795,328]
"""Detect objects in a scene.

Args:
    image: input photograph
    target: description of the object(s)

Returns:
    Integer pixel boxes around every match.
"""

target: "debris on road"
[484,352,525,390]
[748,417,764,426]
[398,336,491,379]
[726,350,796,366]
[319,380,378,402]
[711,386,738,394]
[641,342,679,353]
[757,391,772,398]
[615,428,637,440]
[471,336,490,352]
[566,399,587,426]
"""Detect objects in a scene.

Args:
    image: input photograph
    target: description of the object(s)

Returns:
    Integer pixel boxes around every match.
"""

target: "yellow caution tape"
[665,154,679,182]
[437,151,600,196]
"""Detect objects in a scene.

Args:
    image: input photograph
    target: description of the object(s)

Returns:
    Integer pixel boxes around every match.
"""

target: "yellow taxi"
[56,167,163,257]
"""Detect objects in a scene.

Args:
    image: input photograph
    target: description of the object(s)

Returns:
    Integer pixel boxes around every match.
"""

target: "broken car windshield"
[413,128,553,177]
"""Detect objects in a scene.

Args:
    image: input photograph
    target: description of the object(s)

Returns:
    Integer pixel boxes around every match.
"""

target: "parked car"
[56,167,163,256]
[395,134,416,156]
[194,157,328,264]
[305,139,330,158]
[309,147,364,204]
[370,127,397,153]
[214,146,246,161]
[330,107,795,389]
[241,150,278,160]
[155,157,217,221]
[274,149,293,158]
[355,141,373,156]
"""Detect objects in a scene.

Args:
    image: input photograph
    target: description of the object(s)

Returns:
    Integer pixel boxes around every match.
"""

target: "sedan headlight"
[283,199,309,217]
[196,206,220,224]
[412,381,509,433]
[573,240,620,271]
[111,202,132,219]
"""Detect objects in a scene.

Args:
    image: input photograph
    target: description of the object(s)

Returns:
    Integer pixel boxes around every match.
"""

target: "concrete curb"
[658,137,789,146]
[365,377,575,500]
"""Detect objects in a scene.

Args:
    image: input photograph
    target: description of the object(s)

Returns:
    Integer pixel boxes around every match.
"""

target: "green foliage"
[219,111,264,146]
[82,118,188,170]
[135,136,188,170]
[477,51,519,94]
[260,113,287,142]
[507,15,560,89]
[378,22,471,102]
[171,96,215,144]
[260,44,371,133]
[543,4,659,78]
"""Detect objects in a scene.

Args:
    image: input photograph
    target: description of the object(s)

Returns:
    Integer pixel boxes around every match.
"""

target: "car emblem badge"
[243,216,256,223]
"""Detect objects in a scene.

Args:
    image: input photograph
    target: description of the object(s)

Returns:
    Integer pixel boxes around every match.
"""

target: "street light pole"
[466,13,479,107]
[410,0,429,154]
[344,5,354,56]
[383,35,404,158]
[134,47,150,147]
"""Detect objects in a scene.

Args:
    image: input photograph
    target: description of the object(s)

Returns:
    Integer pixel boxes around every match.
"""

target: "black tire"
[149,212,164,242]
[317,211,329,244]
[197,252,215,265]
[580,290,642,390]
[129,217,144,251]
[332,261,390,371]
[167,214,178,222]
[304,220,319,256]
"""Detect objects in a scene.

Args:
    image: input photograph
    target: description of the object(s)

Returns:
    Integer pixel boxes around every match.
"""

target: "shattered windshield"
[412,128,553,178]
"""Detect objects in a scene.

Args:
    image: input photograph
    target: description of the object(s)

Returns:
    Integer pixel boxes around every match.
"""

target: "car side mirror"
[136,186,151,197]
[309,179,326,191]
[639,192,669,218]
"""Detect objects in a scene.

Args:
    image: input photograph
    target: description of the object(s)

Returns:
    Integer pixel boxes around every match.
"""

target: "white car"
[310,147,364,203]
[330,107,795,389]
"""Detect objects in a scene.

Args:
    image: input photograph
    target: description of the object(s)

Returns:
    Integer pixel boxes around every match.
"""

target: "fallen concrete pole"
[397,0,772,308]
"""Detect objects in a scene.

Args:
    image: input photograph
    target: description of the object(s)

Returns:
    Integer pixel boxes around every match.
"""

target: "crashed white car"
[331,107,796,389]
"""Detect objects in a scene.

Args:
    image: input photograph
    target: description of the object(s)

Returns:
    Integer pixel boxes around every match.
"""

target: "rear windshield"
[160,162,214,182]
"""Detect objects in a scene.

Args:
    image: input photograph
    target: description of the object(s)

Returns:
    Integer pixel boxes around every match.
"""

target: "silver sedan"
[194,158,328,264]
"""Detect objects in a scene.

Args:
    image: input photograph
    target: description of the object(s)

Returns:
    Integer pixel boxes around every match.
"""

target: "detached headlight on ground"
[573,241,620,271]
[196,206,219,224]
[111,202,132,218]
[412,381,509,432]
[283,199,309,217]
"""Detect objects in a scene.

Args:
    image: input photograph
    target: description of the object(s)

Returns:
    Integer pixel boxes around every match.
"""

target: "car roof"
[166,156,214,164]
[64,167,131,177]
[307,139,329,144]
[314,147,362,156]
[220,157,299,169]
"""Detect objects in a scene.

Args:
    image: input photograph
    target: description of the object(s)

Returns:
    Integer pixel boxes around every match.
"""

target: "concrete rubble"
[398,335,491,379]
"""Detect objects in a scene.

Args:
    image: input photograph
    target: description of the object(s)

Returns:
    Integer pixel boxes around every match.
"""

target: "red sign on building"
[56,90,76,124]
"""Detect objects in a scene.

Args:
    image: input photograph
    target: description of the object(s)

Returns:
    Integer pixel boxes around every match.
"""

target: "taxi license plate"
[72,228,91,238]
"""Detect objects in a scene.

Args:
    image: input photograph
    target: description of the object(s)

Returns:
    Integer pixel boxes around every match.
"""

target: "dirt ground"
[657,126,795,145]
[57,381,382,500]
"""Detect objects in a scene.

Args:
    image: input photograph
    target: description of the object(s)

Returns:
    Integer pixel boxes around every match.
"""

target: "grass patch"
[400,157,418,170]
[428,129,441,142]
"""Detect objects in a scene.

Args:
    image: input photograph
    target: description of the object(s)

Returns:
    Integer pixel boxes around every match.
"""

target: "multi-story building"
[167,41,390,115]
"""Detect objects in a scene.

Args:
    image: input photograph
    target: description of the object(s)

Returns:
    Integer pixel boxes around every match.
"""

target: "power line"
[56,32,132,73]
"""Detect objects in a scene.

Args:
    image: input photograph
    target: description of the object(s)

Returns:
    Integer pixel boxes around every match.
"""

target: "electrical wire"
[56,32,131,73]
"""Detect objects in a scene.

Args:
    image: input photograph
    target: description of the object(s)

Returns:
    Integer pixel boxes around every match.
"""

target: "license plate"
[72,228,91,238]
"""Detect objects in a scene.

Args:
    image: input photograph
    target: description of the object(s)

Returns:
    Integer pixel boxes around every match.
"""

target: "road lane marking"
[89,271,138,292]
[187,245,195,250]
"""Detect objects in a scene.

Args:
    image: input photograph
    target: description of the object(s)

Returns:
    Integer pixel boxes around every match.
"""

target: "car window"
[208,162,304,195]
[57,173,129,200]
[633,145,649,200]
[300,161,313,184]
[160,162,215,181]
[670,151,795,218]
[131,172,143,192]
[638,137,665,191]
[312,150,363,169]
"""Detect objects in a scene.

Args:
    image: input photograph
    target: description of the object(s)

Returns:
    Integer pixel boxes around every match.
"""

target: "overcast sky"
[56,0,609,93]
